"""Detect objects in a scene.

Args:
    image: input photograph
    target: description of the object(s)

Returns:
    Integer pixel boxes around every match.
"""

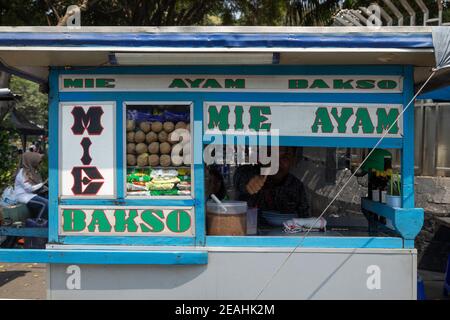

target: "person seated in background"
[14,152,48,220]
[233,146,310,218]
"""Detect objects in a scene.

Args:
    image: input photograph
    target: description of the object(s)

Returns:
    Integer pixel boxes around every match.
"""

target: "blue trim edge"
[0,32,433,49]
[206,236,403,248]
[0,249,208,265]
[361,198,424,241]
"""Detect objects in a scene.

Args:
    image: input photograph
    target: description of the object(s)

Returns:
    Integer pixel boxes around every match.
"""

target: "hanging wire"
[255,69,437,300]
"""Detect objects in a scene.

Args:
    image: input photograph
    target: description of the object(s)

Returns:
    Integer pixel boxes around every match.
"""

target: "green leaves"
[9,76,48,129]
[0,129,19,191]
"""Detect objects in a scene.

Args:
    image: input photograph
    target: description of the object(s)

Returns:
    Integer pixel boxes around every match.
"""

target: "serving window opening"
[204,146,402,238]
[125,103,192,198]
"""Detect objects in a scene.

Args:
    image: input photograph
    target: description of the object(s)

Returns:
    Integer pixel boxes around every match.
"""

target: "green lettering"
[87,210,112,233]
[169,78,188,88]
[85,79,94,88]
[356,80,375,89]
[234,106,244,130]
[376,108,399,134]
[333,79,354,89]
[288,79,308,89]
[311,107,334,133]
[249,106,271,131]
[352,108,374,134]
[203,79,221,88]
[94,78,114,88]
[310,79,329,89]
[377,80,397,90]
[140,210,165,233]
[63,78,83,88]
[185,78,204,88]
[62,209,86,232]
[330,108,354,133]
[225,79,245,89]
[95,78,115,88]
[166,210,191,233]
[114,210,138,232]
[208,105,230,130]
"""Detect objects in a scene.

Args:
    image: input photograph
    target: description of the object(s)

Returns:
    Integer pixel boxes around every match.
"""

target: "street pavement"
[0,263,46,299]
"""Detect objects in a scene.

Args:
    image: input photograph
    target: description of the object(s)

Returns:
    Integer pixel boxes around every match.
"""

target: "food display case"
[0,26,442,299]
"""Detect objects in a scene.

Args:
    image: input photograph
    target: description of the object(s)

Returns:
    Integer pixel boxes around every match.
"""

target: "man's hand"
[246,175,267,195]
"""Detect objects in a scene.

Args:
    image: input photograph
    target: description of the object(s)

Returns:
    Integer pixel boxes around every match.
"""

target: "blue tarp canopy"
[0,30,433,49]
[0,26,446,90]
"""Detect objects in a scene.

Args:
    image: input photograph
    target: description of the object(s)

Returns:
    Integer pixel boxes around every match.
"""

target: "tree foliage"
[1,0,226,26]
[0,130,20,190]
[1,0,449,27]
[9,76,48,128]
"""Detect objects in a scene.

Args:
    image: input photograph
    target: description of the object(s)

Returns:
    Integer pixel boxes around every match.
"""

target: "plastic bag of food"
[126,183,147,191]
[150,169,178,179]
[162,110,190,123]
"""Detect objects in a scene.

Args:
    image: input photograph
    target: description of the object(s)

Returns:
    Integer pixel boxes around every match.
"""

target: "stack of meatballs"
[126,119,190,167]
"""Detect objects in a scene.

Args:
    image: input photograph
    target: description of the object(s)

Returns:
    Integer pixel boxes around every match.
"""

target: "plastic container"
[381,190,387,203]
[1,204,32,223]
[371,190,380,202]
[246,207,258,235]
[206,200,247,236]
[386,195,402,208]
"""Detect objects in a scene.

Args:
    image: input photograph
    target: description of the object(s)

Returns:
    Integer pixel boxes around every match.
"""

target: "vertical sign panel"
[60,102,116,198]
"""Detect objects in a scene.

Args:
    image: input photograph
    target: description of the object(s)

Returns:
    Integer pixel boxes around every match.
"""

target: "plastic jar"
[206,200,247,236]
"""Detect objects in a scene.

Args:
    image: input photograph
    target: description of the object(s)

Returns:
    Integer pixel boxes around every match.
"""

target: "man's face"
[279,147,294,172]
[276,147,295,177]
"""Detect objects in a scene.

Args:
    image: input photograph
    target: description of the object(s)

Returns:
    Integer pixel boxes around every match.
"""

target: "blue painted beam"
[59,235,196,246]
[206,235,403,248]
[361,198,424,241]
[0,249,208,265]
[0,227,48,237]
[59,199,196,206]
[204,135,403,148]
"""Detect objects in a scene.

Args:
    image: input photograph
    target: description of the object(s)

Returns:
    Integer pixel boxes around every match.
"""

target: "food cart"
[0,26,447,300]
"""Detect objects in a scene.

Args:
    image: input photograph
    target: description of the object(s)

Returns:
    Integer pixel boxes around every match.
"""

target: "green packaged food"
[150,190,179,196]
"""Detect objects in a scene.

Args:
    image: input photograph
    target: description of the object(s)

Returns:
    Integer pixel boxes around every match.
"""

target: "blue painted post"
[116,99,124,200]
[194,99,206,246]
[404,240,415,249]
[401,65,415,209]
[48,68,60,243]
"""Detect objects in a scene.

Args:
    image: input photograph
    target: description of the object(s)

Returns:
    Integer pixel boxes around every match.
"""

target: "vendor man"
[233,146,310,217]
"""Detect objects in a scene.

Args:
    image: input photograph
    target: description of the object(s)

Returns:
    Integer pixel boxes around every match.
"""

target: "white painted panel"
[59,74,403,93]
[48,249,416,300]
[204,102,403,138]
[60,102,116,198]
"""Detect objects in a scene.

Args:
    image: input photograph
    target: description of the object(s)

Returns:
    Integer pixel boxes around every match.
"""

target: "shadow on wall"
[418,223,450,272]
[292,156,368,217]
[415,176,450,272]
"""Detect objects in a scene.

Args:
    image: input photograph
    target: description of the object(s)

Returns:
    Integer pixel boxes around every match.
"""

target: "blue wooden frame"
[44,64,419,251]
[0,249,208,264]
[361,198,424,247]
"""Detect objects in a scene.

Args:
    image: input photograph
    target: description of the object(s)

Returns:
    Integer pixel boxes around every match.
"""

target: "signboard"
[60,102,116,198]
[59,75,403,93]
[59,206,194,236]
[204,103,403,138]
